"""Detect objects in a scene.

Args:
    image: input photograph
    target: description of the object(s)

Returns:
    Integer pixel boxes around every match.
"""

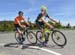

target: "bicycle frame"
[23,27,30,36]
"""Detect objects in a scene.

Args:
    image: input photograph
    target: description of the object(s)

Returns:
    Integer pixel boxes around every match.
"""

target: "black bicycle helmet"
[18,11,23,15]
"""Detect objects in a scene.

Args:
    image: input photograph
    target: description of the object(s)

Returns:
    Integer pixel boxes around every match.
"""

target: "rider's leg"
[41,28,45,38]
[17,25,26,38]
[45,33,49,43]
[44,24,54,44]
[48,24,54,30]
[17,29,23,38]
[36,21,45,39]
[39,22,45,38]
[17,28,25,44]
[15,24,25,44]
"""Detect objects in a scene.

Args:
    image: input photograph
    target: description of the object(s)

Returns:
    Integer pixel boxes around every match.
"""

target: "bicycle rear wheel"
[15,32,20,43]
[27,31,37,44]
[15,32,25,44]
[51,30,67,46]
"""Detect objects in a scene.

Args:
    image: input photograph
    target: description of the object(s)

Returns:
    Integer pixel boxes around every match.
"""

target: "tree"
[66,23,71,28]
[73,26,75,29]
[0,21,15,31]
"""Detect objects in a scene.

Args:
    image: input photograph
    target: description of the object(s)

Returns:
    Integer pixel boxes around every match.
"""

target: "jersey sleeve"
[37,13,42,19]
[36,13,42,22]
[46,14,49,18]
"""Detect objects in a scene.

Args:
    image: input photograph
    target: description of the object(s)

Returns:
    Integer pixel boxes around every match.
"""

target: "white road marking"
[29,46,62,55]
[0,43,62,55]
[0,44,5,46]
[0,52,10,55]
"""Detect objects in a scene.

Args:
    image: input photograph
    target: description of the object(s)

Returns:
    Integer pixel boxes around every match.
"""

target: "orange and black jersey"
[14,16,24,24]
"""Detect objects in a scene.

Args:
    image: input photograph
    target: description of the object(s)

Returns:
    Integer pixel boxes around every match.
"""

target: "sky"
[0,0,75,26]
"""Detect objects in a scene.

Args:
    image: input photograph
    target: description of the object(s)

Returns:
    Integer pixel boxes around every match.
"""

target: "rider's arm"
[46,14,58,23]
[16,19,24,28]
[48,16,57,23]
[41,17,50,26]
[23,18,30,26]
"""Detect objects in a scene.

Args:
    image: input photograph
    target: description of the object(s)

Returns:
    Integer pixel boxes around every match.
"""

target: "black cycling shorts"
[36,21,44,29]
[14,24,21,31]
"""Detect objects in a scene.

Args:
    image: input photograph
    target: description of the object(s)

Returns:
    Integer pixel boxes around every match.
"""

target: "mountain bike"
[15,27,37,44]
[36,28,67,47]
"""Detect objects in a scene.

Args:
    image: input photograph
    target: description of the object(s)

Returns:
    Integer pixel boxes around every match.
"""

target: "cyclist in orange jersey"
[14,11,30,44]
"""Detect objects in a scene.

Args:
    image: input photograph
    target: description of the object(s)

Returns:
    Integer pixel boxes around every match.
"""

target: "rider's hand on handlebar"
[53,22,60,26]
[21,25,26,28]
[29,25,33,28]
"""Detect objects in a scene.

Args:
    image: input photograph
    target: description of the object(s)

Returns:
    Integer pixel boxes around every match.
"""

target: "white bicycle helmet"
[41,5,48,12]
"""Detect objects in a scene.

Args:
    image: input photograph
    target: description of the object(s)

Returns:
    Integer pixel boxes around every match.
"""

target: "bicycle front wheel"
[27,31,37,44]
[51,30,67,46]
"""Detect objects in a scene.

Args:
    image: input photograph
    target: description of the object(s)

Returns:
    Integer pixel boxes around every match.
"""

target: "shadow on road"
[4,43,19,48]
[3,43,63,49]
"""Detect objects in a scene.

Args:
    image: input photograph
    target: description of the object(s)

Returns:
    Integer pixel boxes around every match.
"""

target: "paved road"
[0,30,75,55]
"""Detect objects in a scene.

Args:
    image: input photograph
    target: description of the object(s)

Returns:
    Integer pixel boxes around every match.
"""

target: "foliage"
[0,21,15,31]
[66,23,71,28]
[0,20,73,31]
